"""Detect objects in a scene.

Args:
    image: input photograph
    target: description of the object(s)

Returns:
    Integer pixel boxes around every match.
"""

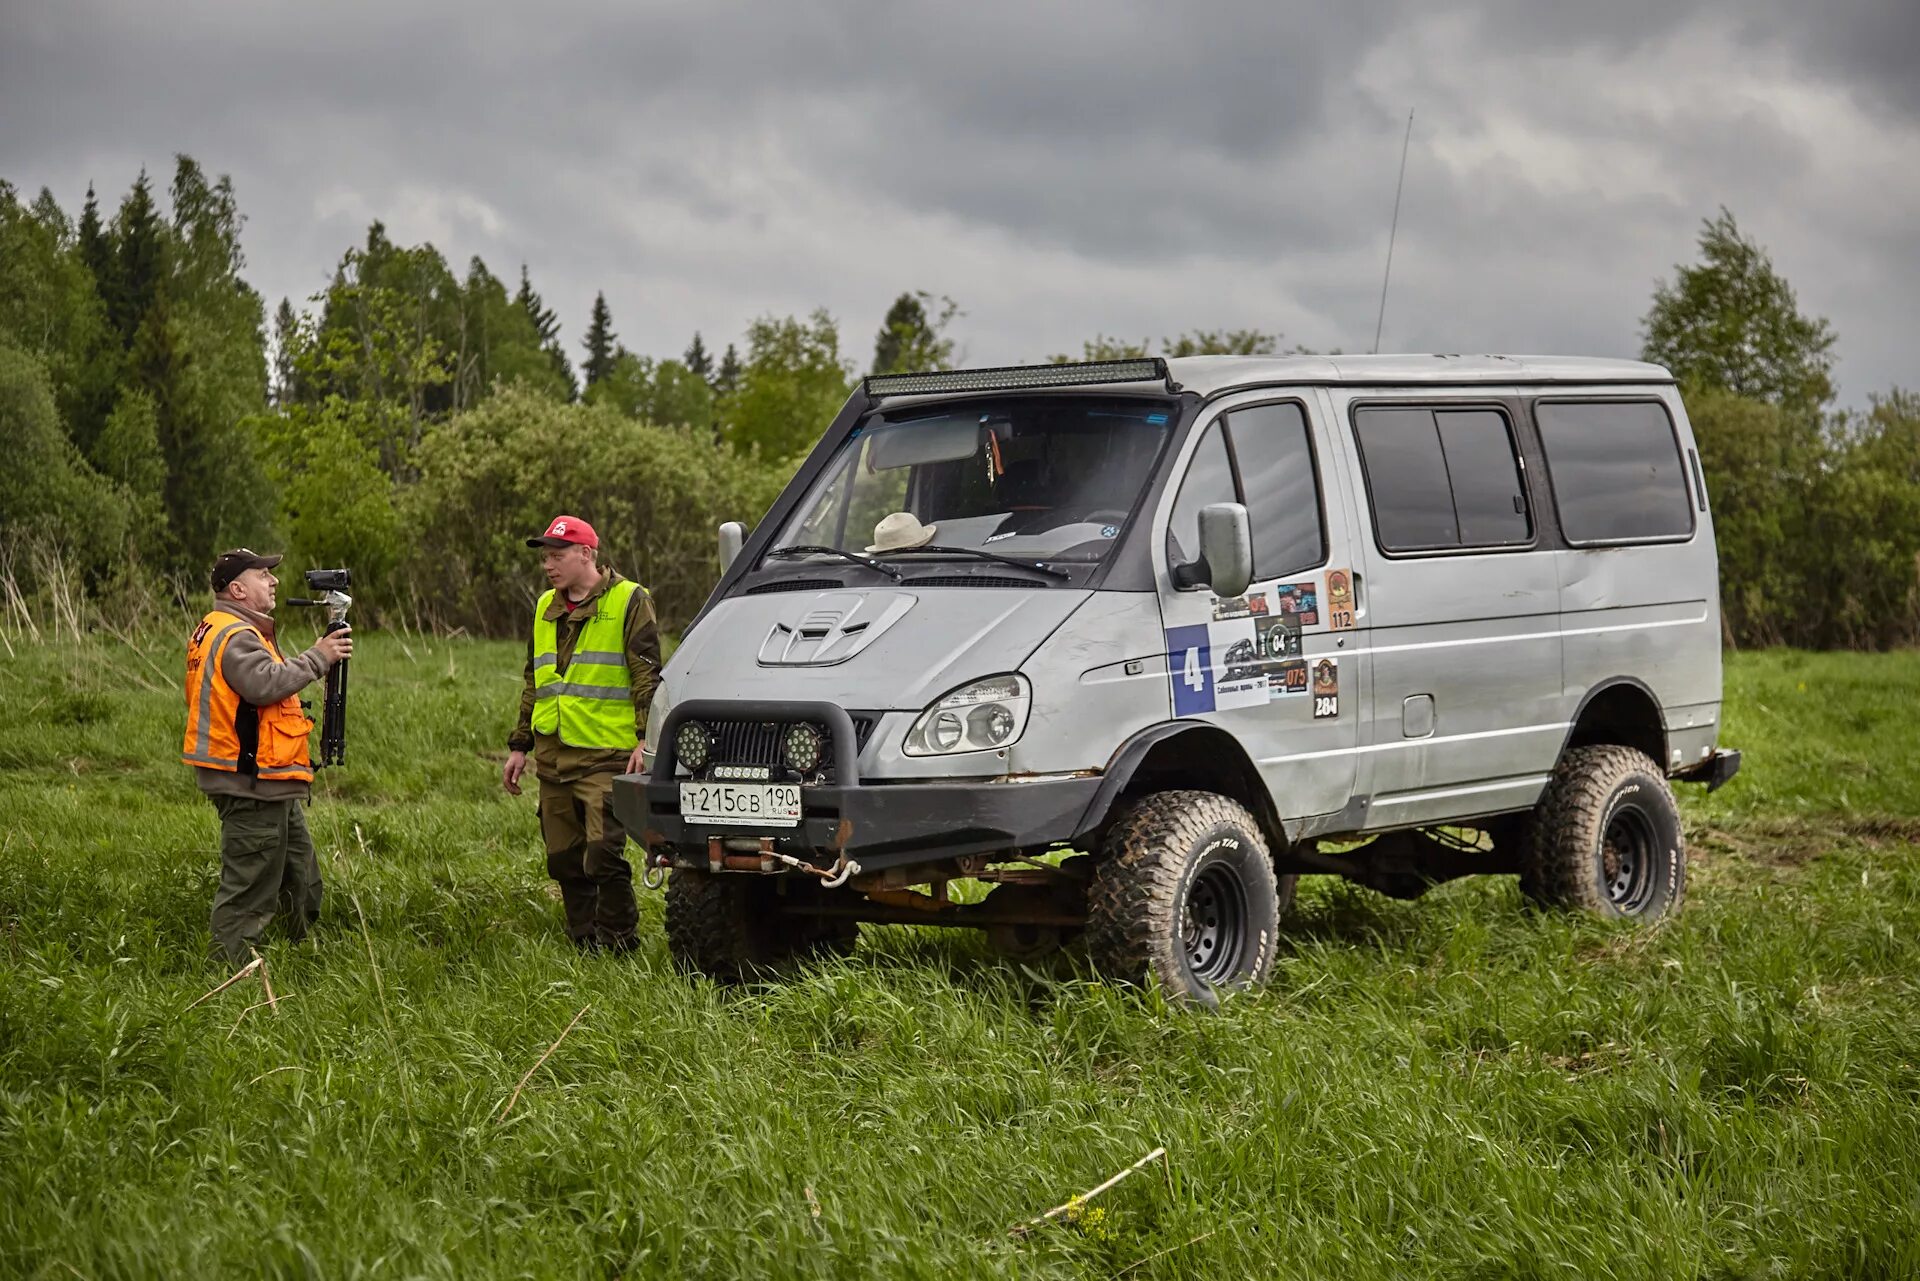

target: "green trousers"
[208,795,323,966]
[538,772,639,948]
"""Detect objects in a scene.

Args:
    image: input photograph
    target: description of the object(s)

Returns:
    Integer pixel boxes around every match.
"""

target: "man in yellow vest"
[183,549,353,966]
[503,515,661,953]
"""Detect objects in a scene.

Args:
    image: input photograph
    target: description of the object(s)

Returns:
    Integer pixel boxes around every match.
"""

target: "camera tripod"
[290,569,352,767]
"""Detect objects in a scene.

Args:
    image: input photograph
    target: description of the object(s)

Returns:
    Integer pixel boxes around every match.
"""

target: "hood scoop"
[757,590,917,666]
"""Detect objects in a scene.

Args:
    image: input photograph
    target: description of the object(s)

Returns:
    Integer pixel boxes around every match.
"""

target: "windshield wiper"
[765,544,902,579]
[869,544,1072,581]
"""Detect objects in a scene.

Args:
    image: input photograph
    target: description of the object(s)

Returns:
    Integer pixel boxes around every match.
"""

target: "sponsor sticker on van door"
[1272,581,1320,626]
[1312,657,1340,719]
[1326,569,1357,630]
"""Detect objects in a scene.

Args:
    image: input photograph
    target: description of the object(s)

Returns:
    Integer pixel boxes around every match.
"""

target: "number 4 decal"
[1166,624,1214,715]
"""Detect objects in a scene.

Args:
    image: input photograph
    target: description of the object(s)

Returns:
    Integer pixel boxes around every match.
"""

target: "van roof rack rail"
[863,357,1176,399]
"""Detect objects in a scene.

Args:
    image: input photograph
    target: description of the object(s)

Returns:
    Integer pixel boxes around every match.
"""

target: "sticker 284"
[1311,657,1340,719]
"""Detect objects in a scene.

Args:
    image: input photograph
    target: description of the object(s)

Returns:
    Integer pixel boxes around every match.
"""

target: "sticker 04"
[1166,624,1215,716]
[1326,569,1357,631]
[1272,581,1320,627]
[1311,657,1340,719]
[1255,613,1302,664]
[1212,591,1269,622]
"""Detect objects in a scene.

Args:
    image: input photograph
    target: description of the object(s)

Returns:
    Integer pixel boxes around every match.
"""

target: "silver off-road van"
[612,355,1741,1000]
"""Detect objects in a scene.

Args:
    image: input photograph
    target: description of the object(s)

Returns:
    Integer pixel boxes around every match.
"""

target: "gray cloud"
[1,0,1915,402]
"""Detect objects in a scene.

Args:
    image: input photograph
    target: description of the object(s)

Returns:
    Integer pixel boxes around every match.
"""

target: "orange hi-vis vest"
[181,609,315,784]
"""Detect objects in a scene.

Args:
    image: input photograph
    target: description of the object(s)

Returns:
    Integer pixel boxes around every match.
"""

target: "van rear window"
[1534,400,1693,544]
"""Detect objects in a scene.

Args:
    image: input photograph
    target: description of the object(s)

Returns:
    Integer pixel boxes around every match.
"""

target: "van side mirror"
[1193,502,1253,598]
[718,521,745,573]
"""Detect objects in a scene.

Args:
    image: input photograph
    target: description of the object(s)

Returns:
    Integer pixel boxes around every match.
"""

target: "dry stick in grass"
[1112,1228,1221,1278]
[185,956,263,1011]
[1010,1146,1169,1239]
[496,1002,592,1122]
[226,993,295,1041]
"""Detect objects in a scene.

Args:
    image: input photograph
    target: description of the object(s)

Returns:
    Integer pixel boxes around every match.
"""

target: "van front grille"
[698,713,878,778]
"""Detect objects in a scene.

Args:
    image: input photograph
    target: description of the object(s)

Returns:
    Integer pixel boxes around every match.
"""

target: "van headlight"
[644,686,670,767]
[904,674,1031,756]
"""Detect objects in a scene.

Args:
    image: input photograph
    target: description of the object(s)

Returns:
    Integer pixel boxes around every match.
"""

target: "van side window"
[1534,400,1694,544]
[1226,403,1325,578]
[1166,421,1235,568]
[1353,405,1531,552]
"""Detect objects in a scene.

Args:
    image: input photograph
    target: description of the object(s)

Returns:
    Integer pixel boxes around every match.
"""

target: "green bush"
[399,385,788,634]
[1691,384,1920,649]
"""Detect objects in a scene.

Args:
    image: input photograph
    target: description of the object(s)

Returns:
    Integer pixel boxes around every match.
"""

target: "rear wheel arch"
[1561,678,1668,772]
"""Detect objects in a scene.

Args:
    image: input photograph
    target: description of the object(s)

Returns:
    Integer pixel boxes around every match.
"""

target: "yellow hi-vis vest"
[530,579,641,749]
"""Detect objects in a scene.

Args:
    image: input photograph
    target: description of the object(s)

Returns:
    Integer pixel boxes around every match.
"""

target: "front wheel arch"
[1075,722,1285,855]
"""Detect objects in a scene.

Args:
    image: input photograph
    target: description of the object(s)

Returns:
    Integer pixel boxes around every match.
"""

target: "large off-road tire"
[665,871,857,980]
[1521,745,1685,921]
[1085,791,1289,1006]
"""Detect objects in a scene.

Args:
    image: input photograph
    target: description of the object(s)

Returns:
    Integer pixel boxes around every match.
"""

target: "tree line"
[1,159,1915,645]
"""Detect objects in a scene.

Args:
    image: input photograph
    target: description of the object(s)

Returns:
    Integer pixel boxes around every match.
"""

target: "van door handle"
[1351,571,1366,619]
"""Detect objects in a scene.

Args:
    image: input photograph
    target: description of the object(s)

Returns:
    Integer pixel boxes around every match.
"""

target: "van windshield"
[771,396,1176,567]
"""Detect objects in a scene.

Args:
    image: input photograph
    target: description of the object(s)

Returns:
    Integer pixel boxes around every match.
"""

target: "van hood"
[669,586,1092,710]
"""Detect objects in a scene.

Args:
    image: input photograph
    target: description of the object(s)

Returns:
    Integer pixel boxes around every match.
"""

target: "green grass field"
[3,633,1918,1279]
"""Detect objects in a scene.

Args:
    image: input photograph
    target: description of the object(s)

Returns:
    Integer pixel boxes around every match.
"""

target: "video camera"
[289,568,352,767]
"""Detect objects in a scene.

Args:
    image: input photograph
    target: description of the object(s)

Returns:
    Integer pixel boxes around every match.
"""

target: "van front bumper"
[612,773,1104,873]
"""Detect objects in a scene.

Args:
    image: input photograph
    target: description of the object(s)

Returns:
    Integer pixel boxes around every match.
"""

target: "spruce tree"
[684,331,713,384]
[516,265,577,398]
[272,297,299,405]
[77,184,111,289]
[716,342,743,397]
[582,292,617,389]
[107,171,166,351]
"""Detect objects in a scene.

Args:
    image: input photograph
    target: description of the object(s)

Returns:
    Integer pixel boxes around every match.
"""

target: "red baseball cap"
[527,515,598,549]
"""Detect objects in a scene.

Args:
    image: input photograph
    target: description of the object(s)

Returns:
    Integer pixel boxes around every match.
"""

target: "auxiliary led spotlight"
[783,723,822,773]
[675,721,711,771]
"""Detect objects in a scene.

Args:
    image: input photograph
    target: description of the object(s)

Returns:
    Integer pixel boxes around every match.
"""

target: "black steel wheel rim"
[1602,805,1658,912]
[1181,860,1249,985]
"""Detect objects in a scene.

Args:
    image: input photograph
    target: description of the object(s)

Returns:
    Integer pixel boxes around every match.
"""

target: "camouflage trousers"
[208,795,323,967]
[538,772,639,949]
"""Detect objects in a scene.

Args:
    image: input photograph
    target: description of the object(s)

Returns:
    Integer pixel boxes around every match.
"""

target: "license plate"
[678,782,803,827]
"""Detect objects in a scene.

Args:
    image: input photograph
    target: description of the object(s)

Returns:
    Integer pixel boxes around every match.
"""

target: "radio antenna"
[1371,108,1414,355]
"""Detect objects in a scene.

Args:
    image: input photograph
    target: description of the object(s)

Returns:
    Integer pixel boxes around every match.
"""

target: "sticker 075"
[1275,659,1308,697]
[1311,657,1340,719]
[1326,569,1357,631]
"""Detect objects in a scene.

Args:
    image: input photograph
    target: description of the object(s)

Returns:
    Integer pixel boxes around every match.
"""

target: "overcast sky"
[3,1,1916,403]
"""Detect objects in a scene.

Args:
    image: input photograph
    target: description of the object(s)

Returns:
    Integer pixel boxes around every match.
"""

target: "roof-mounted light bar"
[864,357,1174,399]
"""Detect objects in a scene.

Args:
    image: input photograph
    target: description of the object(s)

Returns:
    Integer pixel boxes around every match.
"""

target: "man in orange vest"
[183,549,353,966]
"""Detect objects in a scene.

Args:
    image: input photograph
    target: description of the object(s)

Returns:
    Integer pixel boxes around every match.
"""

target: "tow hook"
[776,850,862,889]
[642,851,670,890]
